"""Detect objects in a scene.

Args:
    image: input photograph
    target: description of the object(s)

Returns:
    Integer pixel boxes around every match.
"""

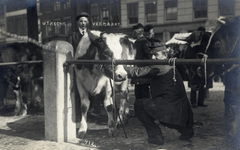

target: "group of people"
[67,12,194,145]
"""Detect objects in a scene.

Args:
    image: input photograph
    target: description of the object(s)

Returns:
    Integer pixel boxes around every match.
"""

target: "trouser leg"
[134,99,162,137]
[190,89,197,105]
[160,121,194,138]
[134,84,150,100]
[198,88,205,105]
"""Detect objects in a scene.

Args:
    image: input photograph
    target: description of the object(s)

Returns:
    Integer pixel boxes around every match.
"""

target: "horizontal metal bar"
[66,58,240,65]
[0,60,43,66]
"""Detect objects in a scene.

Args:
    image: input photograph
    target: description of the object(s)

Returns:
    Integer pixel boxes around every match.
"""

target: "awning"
[166,33,192,45]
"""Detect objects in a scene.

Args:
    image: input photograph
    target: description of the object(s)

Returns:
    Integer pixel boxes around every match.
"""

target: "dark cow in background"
[204,16,240,138]
[178,16,240,138]
[0,42,43,116]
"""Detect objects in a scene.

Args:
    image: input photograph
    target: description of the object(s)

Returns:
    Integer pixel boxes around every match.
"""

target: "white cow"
[73,30,136,137]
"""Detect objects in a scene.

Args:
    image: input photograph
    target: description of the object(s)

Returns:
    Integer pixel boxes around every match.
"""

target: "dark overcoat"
[67,29,96,56]
[126,65,194,127]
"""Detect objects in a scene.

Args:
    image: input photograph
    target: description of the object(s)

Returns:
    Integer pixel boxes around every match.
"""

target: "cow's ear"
[100,32,106,38]
[120,36,129,45]
[217,16,227,25]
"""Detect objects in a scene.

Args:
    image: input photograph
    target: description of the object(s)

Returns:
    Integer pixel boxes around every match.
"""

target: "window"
[54,18,61,35]
[111,3,120,23]
[145,1,157,22]
[91,4,99,22]
[127,3,138,24]
[102,6,109,22]
[64,17,72,35]
[219,0,235,16]
[42,0,52,12]
[6,0,26,12]
[193,0,207,18]
[6,15,27,35]
[0,25,5,38]
[54,1,61,11]
[0,5,4,16]
[164,0,177,21]
[45,20,53,37]
[63,0,71,9]
[16,17,22,35]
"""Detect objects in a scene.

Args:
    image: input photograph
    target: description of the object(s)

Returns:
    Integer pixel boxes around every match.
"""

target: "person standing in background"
[131,23,152,101]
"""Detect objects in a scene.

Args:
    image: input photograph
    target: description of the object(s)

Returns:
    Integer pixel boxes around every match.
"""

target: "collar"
[79,28,87,34]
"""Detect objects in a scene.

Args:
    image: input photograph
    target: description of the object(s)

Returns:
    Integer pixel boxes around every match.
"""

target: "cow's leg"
[117,80,130,126]
[19,81,29,116]
[75,78,90,138]
[229,104,240,137]
[104,81,116,137]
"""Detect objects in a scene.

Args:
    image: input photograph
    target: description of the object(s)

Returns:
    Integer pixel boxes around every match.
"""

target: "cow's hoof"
[20,109,27,116]
[14,111,21,116]
[78,132,87,139]
[108,130,118,137]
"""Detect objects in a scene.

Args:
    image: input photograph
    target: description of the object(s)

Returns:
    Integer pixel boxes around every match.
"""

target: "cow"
[0,42,43,116]
[204,16,240,138]
[72,31,136,138]
[175,16,240,138]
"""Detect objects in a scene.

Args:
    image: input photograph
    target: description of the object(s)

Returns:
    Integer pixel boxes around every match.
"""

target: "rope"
[110,58,128,140]
[197,53,208,88]
[111,58,117,125]
[168,57,177,85]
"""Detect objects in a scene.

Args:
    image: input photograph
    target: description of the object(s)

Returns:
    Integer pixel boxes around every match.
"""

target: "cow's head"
[77,33,136,82]
[204,16,240,75]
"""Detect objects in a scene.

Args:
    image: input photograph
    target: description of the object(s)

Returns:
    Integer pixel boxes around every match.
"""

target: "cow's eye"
[103,50,109,55]
[214,41,221,47]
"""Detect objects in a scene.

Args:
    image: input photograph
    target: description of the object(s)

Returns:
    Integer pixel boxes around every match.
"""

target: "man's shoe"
[179,132,194,141]
[148,135,164,145]
[191,104,197,108]
[198,104,208,107]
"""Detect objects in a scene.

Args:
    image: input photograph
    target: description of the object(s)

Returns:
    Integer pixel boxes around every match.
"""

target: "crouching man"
[124,42,194,145]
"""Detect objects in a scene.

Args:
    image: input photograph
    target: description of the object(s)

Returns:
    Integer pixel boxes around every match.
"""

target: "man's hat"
[132,23,144,31]
[149,42,166,54]
[76,12,89,21]
[144,25,153,32]
[197,26,206,32]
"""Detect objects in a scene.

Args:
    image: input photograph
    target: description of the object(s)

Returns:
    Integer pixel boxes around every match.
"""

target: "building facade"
[120,0,240,42]
[88,0,121,33]
[0,0,240,43]
[0,0,29,43]
[39,0,88,43]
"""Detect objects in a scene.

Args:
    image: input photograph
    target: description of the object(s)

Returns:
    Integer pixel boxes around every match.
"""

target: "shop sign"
[92,22,121,27]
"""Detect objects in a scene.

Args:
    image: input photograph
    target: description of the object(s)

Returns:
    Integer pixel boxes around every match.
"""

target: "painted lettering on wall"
[92,22,121,27]
[42,21,67,26]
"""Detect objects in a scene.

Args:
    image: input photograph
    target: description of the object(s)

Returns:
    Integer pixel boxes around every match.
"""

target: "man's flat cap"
[149,42,166,54]
[76,12,89,21]
[144,25,153,32]
[132,23,144,31]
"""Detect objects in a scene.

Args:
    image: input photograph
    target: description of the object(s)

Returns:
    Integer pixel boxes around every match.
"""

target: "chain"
[0,29,67,54]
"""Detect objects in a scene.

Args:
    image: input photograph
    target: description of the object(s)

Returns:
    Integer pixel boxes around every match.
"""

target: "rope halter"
[168,57,177,85]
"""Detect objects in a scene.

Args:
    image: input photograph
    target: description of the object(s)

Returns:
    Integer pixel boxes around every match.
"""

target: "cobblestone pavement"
[0,82,240,150]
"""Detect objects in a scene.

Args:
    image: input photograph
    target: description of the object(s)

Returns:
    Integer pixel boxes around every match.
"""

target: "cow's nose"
[117,74,127,81]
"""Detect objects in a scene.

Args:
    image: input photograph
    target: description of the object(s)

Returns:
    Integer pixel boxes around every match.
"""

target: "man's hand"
[123,65,132,73]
